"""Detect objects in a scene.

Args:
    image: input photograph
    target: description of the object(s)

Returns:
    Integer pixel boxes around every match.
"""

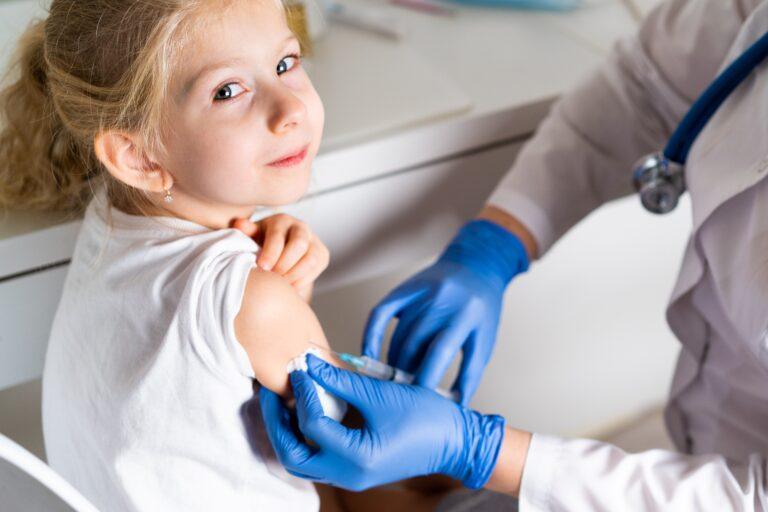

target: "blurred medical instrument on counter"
[320,0,404,39]
[309,342,461,402]
[286,0,599,48]
[446,0,581,10]
[389,0,456,16]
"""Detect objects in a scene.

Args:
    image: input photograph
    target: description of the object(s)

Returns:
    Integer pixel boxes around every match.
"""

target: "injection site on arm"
[287,347,347,420]
[234,269,334,397]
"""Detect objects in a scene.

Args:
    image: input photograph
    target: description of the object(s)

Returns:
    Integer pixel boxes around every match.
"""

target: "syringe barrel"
[358,356,458,401]
[358,356,397,381]
[390,367,415,385]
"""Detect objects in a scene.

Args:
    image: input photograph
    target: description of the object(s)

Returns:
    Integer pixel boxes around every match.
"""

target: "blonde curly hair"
[0,0,214,214]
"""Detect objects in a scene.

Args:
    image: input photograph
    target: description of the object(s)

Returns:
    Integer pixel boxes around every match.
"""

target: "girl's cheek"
[292,76,323,126]
[315,93,325,126]
[284,68,315,92]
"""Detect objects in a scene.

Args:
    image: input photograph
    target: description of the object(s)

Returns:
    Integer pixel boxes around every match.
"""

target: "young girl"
[0,0,350,510]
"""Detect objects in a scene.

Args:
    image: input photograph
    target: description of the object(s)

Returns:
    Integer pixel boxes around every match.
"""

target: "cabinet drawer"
[0,266,68,390]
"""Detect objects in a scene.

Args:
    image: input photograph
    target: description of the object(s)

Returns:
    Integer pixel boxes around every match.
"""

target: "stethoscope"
[633,31,768,214]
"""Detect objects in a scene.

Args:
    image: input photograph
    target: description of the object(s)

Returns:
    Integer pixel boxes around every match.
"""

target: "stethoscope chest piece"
[632,152,685,215]
[631,29,768,215]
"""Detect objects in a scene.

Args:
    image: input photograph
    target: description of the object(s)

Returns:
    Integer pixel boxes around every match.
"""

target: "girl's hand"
[231,215,330,299]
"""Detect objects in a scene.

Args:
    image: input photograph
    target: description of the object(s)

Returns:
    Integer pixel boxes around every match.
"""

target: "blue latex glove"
[363,219,529,405]
[259,354,506,491]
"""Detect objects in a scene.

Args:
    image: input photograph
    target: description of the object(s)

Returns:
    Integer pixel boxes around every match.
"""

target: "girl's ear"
[93,131,172,193]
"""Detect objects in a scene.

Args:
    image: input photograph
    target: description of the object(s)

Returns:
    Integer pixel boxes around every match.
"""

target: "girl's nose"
[267,87,307,134]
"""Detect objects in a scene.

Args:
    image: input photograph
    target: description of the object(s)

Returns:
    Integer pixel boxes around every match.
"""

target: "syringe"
[304,342,460,402]
[337,352,460,402]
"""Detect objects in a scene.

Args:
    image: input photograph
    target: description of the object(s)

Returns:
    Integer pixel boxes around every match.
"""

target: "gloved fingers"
[386,305,428,367]
[290,369,355,448]
[362,285,422,360]
[414,318,473,391]
[452,331,487,406]
[305,353,379,416]
[390,315,439,374]
[258,386,314,469]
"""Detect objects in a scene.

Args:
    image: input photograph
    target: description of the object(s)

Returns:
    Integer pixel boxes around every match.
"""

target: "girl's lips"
[267,145,309,168]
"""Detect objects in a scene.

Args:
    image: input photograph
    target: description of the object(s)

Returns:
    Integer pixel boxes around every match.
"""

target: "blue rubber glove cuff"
[454,410,506,489]
[439,219,530,290]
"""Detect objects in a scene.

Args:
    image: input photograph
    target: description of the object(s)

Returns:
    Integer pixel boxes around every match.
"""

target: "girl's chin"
[254,186,310,207]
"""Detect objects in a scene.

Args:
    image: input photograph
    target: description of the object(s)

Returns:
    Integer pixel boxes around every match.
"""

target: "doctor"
[261,0,768,509]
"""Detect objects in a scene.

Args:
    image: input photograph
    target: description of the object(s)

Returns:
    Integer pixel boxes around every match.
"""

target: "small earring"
[163,186,173,204]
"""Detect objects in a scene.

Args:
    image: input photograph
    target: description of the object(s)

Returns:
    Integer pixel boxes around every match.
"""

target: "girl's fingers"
[284,239,329,286]
[231,218,259,238]
[250,214,326,287]
[273,224,312,275]
[258,221,289,271]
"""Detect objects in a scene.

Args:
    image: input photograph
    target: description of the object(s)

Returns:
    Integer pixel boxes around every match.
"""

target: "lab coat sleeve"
[487,0,758,254]
[520,434,768,511]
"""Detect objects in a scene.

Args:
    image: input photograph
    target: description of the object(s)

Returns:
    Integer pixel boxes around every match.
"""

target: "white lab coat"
[488,0,768,509]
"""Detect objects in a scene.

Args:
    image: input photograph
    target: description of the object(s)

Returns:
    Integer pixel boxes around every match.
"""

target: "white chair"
[0,433,99,512]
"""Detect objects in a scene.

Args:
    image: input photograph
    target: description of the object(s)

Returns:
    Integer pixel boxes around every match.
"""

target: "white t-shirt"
[42,189,319,512]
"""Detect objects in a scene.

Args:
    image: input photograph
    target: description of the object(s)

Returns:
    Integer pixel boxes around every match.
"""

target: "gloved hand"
[363,219,529,405]
[259,354,506,491]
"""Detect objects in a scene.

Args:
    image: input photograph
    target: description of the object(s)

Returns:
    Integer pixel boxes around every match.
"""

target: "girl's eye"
[277,55,300,76]
[213,82,246,102]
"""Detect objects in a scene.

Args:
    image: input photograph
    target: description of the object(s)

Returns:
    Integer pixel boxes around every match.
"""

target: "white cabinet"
[0,266,67,390]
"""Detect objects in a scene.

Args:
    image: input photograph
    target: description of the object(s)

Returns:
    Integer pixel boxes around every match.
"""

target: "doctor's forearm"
[477,205,539,260]
[484,426,531,497]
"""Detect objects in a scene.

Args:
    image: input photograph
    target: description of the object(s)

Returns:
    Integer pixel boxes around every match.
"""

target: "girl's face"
[160,0,324,227]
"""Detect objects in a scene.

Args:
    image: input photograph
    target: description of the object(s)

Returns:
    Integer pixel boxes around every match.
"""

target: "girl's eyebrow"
[282,35,300,49]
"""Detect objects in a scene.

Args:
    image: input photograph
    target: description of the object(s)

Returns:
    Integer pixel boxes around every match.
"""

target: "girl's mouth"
[267,144,309,168]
